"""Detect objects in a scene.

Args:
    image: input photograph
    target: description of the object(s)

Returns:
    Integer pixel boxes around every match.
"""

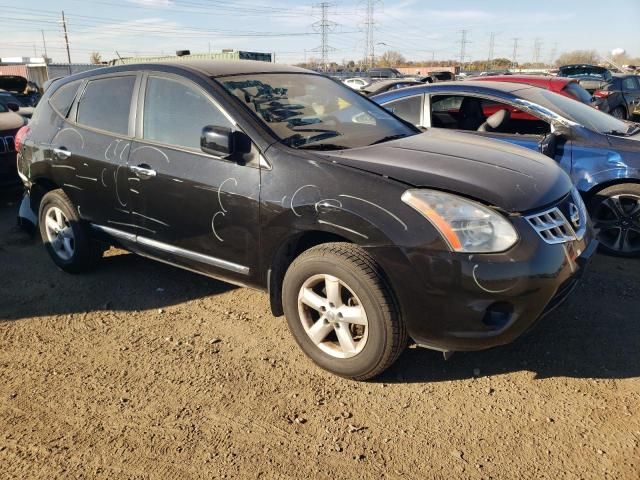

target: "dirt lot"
[0,188,638,480]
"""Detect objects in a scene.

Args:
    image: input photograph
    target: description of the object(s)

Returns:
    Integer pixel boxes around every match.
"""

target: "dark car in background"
[373,81,640,256]
[16,61,594,379]
[592,74,640,119]
[558,64,613,94]
[0,75,41,107]
[361,78,423,96]
[367,67,404,79]
[0,90,35,119]
[0,102,28,186]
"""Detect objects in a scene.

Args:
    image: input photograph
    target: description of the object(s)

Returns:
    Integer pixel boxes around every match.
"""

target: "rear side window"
[142,76,233,150]
[563,82,593,104]
[384,95,423,125]
[622,77,639,91]
[77,76,135,135]
[49,80,81,116]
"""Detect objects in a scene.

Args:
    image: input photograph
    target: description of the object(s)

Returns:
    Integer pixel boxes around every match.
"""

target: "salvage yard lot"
[0,189,638,479]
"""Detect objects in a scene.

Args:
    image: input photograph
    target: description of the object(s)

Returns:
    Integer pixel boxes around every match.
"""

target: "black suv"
[17,61,596,380]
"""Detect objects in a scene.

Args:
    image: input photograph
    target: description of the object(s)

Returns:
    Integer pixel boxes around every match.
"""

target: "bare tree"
[377,50,406,68]
[555,50,599,66]
[90,51,103,64]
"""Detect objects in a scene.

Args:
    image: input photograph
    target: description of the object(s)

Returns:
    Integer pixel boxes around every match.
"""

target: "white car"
[343,77,371,90]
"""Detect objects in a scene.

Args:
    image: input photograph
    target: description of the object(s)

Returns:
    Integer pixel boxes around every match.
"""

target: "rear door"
[127,72,260,283]
[52,73,138,232]
[621,76,640,117]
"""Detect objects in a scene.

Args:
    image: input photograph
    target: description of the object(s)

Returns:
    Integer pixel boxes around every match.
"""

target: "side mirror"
[200,126,251,160]
[7,102,20,112]
[539,132,560,159]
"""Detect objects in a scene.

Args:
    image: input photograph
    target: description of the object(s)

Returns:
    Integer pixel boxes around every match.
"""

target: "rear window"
[77,76,135,135]
[49,80,81,116]
[622,77,639,91]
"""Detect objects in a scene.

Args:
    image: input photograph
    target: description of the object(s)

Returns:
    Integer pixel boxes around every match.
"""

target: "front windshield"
[520,88,634,135]
[218,73,417,150]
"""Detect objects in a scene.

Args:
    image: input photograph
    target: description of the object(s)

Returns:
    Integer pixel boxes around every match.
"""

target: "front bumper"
[367,217,597,352]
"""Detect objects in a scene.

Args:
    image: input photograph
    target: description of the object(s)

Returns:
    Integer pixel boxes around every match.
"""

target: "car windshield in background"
[218,73,417,150]
[520,88,635,135]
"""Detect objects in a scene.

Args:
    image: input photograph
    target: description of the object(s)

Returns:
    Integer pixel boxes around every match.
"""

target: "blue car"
[373,81,640,256]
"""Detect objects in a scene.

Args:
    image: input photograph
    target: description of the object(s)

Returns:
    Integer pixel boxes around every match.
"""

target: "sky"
[1,0,639,65]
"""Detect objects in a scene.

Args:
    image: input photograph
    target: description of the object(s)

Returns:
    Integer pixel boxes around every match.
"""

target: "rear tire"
[282,243,407,380]
[38,189,102,273]
[589,183,640,257]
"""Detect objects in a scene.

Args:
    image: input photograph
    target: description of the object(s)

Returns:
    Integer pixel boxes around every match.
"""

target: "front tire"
[282,243,407,380]
[39,189,102,272]
[589,183,640,257]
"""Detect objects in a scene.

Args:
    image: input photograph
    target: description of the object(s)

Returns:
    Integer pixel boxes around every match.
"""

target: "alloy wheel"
[592,194,640,254]
[44,206,75,261]
[297,274,369,359]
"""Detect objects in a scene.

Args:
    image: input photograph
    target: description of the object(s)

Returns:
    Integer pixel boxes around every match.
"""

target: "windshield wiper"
[369,133,409,145]
[298,143,346,151]
[606,129,628,136]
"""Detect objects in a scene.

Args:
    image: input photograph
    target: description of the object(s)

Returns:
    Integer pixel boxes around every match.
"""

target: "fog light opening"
[482,302,514,330]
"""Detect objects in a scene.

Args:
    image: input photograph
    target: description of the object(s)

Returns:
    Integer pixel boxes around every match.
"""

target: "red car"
[475,75,594,105]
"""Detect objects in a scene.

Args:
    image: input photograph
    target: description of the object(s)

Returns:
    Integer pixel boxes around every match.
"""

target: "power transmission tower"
[533,37,543,64]
[41,30,48,60]
[488,32,496,70]
[61,10,72,73]
[312,2,337,72]
[511,37,520,69]
[362,0,381,69]
[548,42,558,66]
[458,29,470,67]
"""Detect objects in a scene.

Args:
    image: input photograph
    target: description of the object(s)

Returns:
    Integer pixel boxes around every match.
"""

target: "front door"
[127,73,260,284]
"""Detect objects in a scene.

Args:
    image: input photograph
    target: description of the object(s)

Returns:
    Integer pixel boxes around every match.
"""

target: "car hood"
[325,129,573,213]
[0,76,27,94]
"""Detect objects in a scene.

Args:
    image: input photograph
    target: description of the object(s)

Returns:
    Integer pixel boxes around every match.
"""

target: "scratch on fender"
[76,175,98,182]
[290,184,319,217]
[318,220,368,239]
[339,194,408,231]
[107,220,155,234]
[63,183,83,191]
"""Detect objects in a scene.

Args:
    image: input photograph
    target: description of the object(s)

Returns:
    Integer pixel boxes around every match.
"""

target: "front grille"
[525,188,588,245]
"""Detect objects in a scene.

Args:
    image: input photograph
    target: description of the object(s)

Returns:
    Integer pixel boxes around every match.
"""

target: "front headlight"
[401,189,518,253]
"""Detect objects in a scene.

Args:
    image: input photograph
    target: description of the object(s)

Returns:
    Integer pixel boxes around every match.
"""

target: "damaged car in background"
[374,81,640,256]
[16,61,595,380]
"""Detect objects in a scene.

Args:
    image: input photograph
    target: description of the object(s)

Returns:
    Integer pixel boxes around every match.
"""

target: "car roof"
[371,81,534,102]
[145,60,313,77]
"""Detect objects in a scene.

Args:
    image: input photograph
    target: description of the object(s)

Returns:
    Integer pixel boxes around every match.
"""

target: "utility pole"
[363,0,381,69]
[41,30,48,60]
[533,37,542,64]
[458,29,470,67]
[511,37,520,70]
[312,2,336,72]
[488,32,496,70]
[61,10,72,74]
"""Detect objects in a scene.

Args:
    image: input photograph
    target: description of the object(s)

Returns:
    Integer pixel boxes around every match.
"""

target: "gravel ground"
[1,188,639,479]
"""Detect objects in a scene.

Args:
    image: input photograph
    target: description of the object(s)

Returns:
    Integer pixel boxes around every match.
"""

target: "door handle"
[130,164,157,179]
[53,147,71,160]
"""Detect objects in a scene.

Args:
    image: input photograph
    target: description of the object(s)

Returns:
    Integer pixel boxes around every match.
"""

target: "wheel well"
[30,178,59,213]
[583,178,640,202]
[268,230,351,317]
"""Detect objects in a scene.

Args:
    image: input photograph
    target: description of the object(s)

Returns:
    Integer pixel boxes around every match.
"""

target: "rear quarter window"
[49,80,82,116]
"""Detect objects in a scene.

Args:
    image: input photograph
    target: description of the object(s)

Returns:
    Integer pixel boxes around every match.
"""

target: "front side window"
[430,94,550,135]
[77,76,135,135]
[219,73,417,150]
[384,95,423,125]
[143,76,233,150]
[49,80,81,116]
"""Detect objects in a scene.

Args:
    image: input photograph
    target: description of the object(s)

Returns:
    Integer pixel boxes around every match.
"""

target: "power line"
[61,10,72,71]
[458,29,470,65]
[533,37,542,64]
[362,0,381,69]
